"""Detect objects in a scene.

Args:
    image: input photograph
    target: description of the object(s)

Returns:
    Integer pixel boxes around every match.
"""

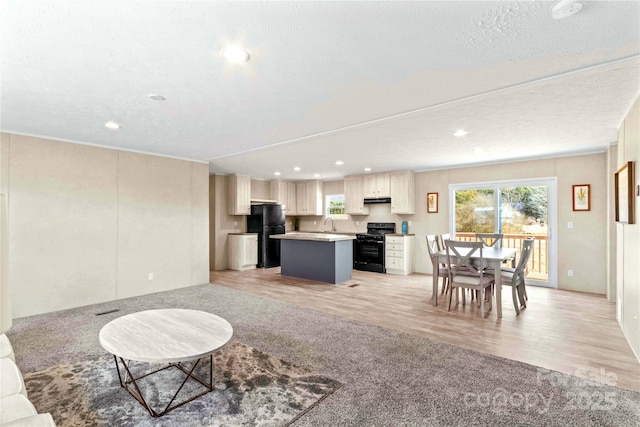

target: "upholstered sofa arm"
[2,413,56,427]
[1,334,57,426]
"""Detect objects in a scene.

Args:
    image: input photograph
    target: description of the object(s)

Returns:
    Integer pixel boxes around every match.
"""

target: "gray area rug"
[8,283,640,426]
[23,340,340,427]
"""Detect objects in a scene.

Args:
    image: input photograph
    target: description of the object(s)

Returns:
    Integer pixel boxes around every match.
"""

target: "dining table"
[431,246,517,318]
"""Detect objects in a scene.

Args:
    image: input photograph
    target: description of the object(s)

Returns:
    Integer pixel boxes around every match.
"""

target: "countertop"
[298,230,357,236]
[228,233,258,236]
[387,233,416,236]
[270,232,356,242]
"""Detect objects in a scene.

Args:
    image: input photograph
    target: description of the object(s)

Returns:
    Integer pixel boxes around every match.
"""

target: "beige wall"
[1,134,11,331]
[410,154,607,294]
[616,96,640,359]
[1,134,209,318]
[607,145,618,302]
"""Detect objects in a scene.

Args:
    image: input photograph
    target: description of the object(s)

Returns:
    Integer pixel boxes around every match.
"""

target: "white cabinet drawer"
[387,250,404,258]
[386,236,404,244]
[386,257,402,268]
[386,243,404,251]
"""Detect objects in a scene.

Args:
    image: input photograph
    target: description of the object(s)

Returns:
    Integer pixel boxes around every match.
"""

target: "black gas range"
[353,222,396,273]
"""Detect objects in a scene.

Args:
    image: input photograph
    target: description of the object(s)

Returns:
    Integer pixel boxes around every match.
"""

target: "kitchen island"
[270,232,355,284]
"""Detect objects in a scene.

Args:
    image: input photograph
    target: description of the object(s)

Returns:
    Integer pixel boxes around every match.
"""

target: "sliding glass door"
[450,178,557,288]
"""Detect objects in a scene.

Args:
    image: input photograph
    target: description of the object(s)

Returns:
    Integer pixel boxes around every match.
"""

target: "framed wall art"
[615,161,635,224]
[572,184,590,211]
[427,192,438,213]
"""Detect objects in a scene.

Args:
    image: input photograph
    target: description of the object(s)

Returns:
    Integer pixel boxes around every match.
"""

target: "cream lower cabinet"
[229,233,258,270]
[385,235,414,275]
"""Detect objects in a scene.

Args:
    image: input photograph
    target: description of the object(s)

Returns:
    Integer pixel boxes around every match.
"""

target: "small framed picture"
[615,161,635,224]
[427,192,438,213]
[572,184,590,211]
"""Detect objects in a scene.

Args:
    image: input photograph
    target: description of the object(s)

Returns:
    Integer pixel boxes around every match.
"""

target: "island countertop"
[270,232,356,242]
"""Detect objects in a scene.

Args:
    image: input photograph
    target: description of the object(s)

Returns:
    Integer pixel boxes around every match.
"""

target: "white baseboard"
[619,318,640,364]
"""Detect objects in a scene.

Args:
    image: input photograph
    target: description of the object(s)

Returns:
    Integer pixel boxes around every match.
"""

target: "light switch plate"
[567,221,573,229]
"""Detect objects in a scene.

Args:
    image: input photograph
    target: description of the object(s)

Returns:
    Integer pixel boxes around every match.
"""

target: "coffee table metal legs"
[113,354,214,417]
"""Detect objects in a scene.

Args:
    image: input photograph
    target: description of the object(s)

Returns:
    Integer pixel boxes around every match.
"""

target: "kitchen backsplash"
[291,203,413,234]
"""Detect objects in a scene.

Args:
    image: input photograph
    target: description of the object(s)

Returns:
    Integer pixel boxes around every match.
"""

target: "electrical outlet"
[567,269,573,277]
[148,273,154,280]
[567,221,573,229]
[233,221,238,226]
[356,221,360,225]
[313,221,316,225]
[408,221,412,226]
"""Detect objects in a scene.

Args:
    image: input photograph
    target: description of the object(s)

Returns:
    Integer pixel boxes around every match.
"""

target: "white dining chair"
[426,235,449,295]
[444,240,494,318]
[475,233,503,248]
[499,237,535,314]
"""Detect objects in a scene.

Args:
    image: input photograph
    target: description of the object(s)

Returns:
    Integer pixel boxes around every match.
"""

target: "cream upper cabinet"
[270,179,298,215]
[296,180,323,215]
[363,172,390,198]
[390,170,415,214]
[228,173,251,215]
[344,175,369,215]
[286,181,297,215]
[270,179,288,204]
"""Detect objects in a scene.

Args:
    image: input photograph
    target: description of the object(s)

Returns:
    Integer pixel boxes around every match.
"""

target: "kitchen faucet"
[323,216,336,232]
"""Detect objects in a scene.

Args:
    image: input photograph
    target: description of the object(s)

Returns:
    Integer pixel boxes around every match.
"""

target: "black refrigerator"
[247,204,286,268]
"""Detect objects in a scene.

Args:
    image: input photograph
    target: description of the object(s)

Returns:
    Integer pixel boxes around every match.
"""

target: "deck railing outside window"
[455,233,548,281]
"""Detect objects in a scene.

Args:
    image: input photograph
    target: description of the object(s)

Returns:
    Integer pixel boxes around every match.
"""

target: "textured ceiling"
[1,1,639,180]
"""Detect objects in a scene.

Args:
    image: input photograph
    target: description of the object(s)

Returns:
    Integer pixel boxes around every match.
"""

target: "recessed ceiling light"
[364,167,372,172]
[473,147,484,155]
[453,129,468,137]
[274,171,281,176]
[221,46,250,63]
[293,166,301,171]
[314,173,320,178]
[335,160,344,166]
[551,0,583,19]
[148,94,165,101]
[104,121,120,130]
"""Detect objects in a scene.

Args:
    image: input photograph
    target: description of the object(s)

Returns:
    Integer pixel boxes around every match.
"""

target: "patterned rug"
[23,340,341,427]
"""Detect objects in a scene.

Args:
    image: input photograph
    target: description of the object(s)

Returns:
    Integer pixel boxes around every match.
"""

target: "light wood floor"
[210,268,640,393]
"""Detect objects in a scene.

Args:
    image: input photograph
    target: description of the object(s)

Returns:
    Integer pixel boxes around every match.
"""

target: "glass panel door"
[454,188,495,239]
[451,178,556,288]
[499,186,549,282]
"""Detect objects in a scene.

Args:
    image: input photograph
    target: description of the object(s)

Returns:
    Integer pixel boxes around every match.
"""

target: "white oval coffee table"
[99,309,233,417]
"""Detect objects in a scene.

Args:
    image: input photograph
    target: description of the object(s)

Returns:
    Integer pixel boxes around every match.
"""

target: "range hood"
[364,197,391,204]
